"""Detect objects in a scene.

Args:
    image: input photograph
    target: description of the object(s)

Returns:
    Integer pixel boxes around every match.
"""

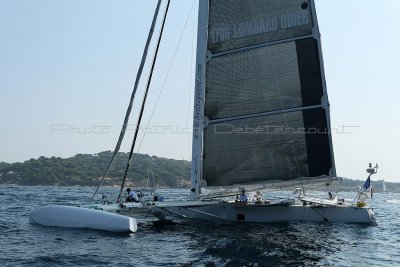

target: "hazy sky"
[1,0,399,182]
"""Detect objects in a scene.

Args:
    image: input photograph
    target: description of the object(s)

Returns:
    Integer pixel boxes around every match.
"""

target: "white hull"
[162,202,375,224]
[81,202,144,213]
[29,205,137,233]
[85,200,376,225]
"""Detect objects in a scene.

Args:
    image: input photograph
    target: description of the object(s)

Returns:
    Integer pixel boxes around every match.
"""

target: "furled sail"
[192,0,336,190]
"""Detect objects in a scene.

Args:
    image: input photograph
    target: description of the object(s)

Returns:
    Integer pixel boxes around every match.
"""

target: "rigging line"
[90,0,163,202]
[136,0,196,154]
[187,1,197,159]
[116,0,171,203]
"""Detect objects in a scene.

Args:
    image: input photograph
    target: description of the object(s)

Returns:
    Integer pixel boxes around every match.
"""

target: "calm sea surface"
[0,186,399,266]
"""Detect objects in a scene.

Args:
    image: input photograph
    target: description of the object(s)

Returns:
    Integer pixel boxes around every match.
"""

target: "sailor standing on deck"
[126,188,139,203]
[254,191,263,203]
[239,189,248,203]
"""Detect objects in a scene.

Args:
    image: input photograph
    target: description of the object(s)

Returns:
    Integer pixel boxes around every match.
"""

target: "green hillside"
[0,151,190,187]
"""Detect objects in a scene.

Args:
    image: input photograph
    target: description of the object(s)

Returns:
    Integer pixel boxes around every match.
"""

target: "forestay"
[192,0,336,192]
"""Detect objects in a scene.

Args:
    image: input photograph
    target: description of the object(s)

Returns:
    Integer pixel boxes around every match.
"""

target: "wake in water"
[386,199,400,205]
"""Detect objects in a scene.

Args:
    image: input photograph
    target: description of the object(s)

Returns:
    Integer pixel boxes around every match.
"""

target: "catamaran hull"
[29,205,138,233]
[81,202,144,213]
[160,203,375,224]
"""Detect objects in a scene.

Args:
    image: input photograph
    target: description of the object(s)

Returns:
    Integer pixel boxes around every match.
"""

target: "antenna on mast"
[366,163,378,175]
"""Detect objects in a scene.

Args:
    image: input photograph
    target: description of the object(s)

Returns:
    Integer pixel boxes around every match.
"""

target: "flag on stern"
[363,176,371,191]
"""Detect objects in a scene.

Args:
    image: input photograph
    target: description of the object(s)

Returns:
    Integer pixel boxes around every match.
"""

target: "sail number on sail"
[209,10,309,43]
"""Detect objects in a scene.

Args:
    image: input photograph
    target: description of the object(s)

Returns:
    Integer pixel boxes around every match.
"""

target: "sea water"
[0,186,399,266]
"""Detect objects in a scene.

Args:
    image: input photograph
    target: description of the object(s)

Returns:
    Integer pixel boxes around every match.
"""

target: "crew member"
[126,188,139,203]
[239,189,248,203]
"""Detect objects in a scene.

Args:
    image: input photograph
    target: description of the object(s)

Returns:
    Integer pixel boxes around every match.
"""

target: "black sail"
[201,0,335,187]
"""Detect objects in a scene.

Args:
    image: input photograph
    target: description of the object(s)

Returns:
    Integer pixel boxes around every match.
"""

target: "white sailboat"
[382,180,387,193]
[90,0,376,224]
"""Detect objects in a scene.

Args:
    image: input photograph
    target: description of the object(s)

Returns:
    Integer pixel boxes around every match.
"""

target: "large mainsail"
[191,0,335,195]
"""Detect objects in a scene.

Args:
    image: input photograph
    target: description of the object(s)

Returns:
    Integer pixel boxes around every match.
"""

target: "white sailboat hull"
[156,202,376,224]
[29,205,137,233]
[81,202,144,213]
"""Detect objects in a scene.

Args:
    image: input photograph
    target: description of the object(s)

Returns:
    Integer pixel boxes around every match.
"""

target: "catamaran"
[30,0,377,232]
[88,0,376,224]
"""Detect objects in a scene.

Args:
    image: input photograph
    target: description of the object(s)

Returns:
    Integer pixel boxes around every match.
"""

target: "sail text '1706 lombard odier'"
[209,10,309,43]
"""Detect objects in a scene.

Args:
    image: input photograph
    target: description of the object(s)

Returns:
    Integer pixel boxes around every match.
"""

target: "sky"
[0,0,399,182]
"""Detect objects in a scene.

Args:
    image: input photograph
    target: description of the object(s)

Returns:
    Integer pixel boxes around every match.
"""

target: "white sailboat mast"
[190,0,209,200]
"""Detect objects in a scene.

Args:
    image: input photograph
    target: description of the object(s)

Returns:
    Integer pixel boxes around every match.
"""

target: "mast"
[116,0,171,203]
[190,0,209,200]
[91,0,162,201]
